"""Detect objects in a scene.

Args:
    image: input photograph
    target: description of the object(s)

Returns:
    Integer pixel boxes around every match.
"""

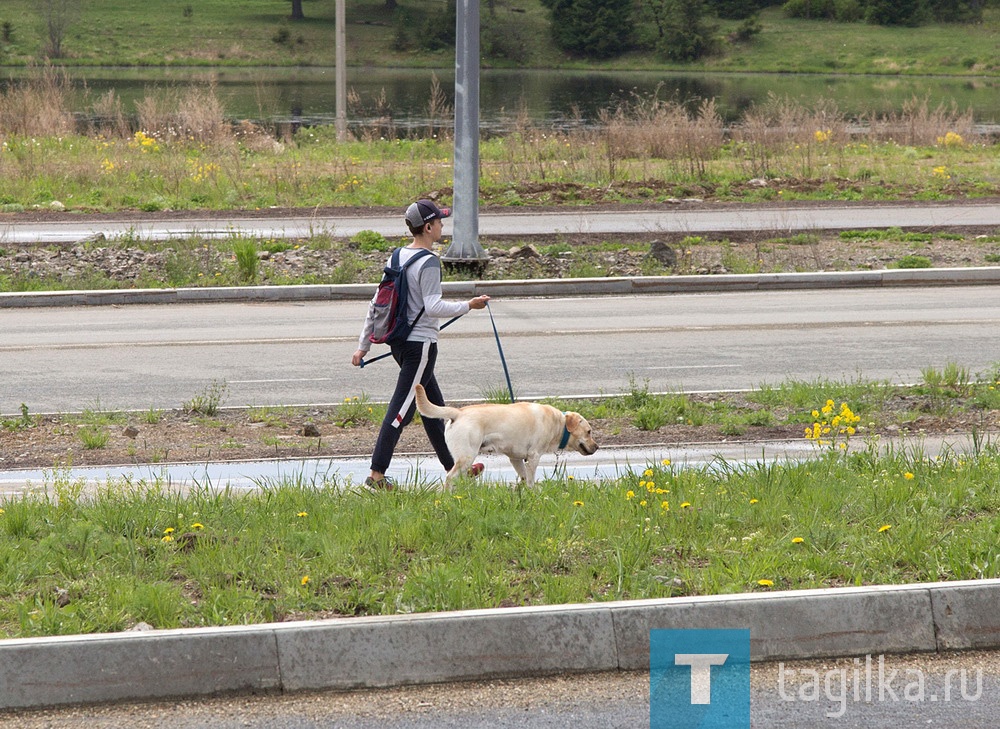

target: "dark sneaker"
[365,475,396,491]
[467,463,485,478]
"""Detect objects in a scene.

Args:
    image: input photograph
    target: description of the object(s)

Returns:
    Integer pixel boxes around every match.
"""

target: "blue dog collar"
[559,413,571,449]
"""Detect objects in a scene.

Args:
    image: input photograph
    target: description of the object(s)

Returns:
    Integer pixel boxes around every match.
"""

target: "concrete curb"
[1,579,999,710]
[2,267,999,307]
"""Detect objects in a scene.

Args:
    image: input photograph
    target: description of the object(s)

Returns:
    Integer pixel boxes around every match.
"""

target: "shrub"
[232,239,259,283]
[895,254,933,269]
[184,380,228,416]
[783,0,836,19]
[544,0,635,59]
[351,230,392,253]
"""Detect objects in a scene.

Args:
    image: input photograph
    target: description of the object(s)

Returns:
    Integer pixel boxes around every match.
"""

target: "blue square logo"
[650,628,750,729]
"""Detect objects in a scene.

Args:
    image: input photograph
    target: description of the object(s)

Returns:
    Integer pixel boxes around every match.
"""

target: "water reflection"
[2,66,998,130]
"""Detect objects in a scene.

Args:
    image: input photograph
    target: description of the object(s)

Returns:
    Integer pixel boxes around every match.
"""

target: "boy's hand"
[469,295,490,310]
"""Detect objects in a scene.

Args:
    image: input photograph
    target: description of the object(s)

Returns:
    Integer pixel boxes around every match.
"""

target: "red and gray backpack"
[368,247,433,345]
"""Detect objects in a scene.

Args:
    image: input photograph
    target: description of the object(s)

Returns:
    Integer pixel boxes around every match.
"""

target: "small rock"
[54,587,71,607]
[49,200,66,211]
[748,178,768,187]
[301,423,321,437]
[129,622,154,632]
[647,240,677,267]
[76,232,106,245]
[509,244,540,259]
[123,425,139,438]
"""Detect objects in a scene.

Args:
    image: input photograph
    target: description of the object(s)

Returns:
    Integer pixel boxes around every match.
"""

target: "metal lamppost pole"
[443,0,489,271]
[335,0,347,141]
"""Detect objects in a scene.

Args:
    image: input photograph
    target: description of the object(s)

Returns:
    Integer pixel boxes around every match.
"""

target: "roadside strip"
[2,266,1000,308]
[1,579,998,710]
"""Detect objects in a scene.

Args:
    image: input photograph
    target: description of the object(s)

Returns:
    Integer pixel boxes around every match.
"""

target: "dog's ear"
[564,412,581,431]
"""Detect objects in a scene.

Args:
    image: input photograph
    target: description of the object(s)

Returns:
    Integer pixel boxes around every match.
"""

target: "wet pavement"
[0,436,966,497]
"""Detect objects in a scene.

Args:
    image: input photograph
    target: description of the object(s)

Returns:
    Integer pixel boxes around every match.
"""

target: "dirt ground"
[2,199,1000,285]
[2,200,999,472]
[2,389,995,472]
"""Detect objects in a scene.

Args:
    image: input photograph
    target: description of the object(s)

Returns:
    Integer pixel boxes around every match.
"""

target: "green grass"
[0,128,993,220]
[0,2,996,74]
[3,436,1000,638]
[1,369,998,638]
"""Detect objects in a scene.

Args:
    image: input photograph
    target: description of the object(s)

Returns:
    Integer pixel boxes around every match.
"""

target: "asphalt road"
[6,651,1000,728]
[1,201,1000,244]
[3,285,999,415]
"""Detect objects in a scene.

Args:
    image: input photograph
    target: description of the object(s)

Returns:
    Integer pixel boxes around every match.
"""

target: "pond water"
[3,66,998,131]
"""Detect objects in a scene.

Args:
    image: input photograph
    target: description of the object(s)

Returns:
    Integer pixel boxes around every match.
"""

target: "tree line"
[389,0,993,63]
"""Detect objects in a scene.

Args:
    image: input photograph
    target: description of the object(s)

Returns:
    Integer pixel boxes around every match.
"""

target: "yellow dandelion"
[660,501,670,511]
[791,537,804,544]
[301,576,310,586]
[573,500,584,507]
[878,524,893,533]
[191,523,204,530]
[639,500,647,507]
[680,502,691,509]
[161,535,174,543]
[749,498,759,505]
[661,458,671,466]
[163,527,175,535]
[644,469,654,477]
[626,490,635,500]
[296,511,308,518]
[757,579,774,587]
[903,472,914,480]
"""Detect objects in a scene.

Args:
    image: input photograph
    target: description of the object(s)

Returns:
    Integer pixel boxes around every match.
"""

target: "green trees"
[542,0,635,58]
[635,0,717,61]
[782,0,986,24]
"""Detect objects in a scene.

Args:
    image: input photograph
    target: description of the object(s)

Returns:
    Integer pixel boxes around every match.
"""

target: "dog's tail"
[414,384,462,421]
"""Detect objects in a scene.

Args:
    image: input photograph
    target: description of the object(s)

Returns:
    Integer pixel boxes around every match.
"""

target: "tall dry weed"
[425,73,453,141]
[87,89,130,138]
[862,96,977,146]
[348,87,396,142]
[136,83,230,143]
[602,92,724,177]
[733,94,847,177]
[0,65,76,136]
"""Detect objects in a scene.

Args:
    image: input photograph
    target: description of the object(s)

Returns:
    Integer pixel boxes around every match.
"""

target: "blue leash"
[486,301,516,404]
[359,302,516,404]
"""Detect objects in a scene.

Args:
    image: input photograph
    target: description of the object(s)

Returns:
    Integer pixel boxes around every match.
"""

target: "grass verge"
[0,1,997,74]
[2,435,1000,639]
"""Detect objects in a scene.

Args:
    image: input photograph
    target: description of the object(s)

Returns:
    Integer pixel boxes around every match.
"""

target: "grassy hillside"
[0,0,997,74]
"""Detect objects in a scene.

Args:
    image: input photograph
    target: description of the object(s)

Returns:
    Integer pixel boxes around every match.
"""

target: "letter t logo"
[675,653,729,704]
[650,629,750,729]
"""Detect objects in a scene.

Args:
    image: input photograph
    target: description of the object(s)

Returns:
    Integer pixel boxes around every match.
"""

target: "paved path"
[1,201,999,243]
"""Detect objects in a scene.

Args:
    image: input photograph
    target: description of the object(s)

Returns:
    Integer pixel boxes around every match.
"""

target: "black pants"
[370,340,454,474]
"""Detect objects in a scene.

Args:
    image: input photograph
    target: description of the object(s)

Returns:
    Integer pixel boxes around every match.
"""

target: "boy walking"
[351,200,490,489]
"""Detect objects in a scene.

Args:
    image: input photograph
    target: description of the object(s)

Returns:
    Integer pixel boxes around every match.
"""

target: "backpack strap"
[397,247,434,328]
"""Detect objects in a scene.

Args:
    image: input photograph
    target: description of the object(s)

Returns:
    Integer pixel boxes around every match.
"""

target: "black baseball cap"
[405,200,451,228]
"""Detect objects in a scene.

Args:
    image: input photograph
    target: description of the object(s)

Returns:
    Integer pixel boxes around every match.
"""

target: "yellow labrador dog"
[414,384,599,488]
